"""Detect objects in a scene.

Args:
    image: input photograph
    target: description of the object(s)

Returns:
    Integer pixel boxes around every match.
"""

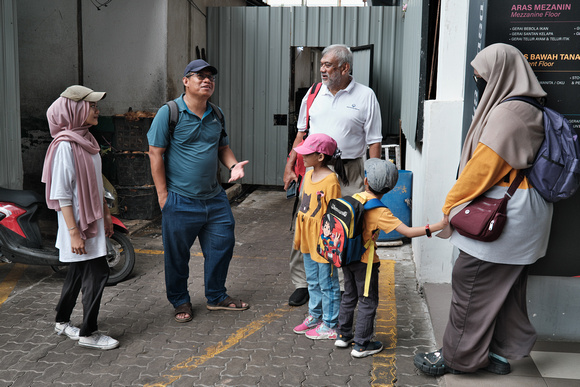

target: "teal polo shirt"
[147,95,228,200]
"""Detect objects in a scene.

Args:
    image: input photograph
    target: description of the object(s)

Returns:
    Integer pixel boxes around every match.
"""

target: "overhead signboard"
[486,0,580,130]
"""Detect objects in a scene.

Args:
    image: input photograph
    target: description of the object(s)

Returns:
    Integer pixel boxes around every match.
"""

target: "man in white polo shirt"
[283,44,383,306]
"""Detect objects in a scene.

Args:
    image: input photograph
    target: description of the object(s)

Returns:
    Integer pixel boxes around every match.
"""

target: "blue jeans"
[303,253,341,328]
[162,190,235,307]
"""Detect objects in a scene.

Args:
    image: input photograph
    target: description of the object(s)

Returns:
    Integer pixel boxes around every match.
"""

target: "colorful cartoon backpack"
[316,194,385,268]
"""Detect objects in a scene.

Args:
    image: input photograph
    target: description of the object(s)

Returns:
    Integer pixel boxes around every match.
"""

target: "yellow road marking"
[134,248,285,260]
[0,264,27,307]
[372,259,397,387]
[144,305,293,387]
[135,249,165,255]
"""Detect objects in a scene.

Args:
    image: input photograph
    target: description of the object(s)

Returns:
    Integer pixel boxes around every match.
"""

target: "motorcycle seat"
[0,187,44,208]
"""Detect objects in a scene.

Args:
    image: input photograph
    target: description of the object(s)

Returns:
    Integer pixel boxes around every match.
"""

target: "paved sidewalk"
[0,188,442,386]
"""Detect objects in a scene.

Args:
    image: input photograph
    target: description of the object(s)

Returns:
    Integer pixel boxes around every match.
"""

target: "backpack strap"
[503,96,544,111]
[359,196,386,297]
[363,230,379,297]
[166,100,179,138]
[364,198,386,211]
[208,101,227,140]
[165,100,227,140]
[304,82,322,136]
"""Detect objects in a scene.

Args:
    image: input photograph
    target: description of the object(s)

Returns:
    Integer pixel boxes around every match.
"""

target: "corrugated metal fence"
[208,6,403,186]
[0,0,23,189]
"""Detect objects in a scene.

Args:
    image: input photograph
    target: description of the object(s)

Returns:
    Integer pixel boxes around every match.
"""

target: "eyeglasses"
[89,103,99,109]
[187,72,216,82]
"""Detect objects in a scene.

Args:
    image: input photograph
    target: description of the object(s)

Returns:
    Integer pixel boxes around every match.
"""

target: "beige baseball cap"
[60,85,106,102]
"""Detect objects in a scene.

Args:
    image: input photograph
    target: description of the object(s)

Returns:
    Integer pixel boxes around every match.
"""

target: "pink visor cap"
[294,133,338,156]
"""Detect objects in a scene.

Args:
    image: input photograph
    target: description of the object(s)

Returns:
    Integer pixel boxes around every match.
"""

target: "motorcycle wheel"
[105,231,135,286]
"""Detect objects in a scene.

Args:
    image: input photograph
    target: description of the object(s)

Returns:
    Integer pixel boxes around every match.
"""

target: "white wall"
[407,0,469,284]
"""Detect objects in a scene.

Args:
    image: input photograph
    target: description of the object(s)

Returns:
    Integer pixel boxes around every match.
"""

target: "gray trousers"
[443,250,536,373]
[289,158,365,290]
[337,260,380,345]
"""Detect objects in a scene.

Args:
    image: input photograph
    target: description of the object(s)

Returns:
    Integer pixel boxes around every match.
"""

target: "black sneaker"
[288,288,309,306]
[485,353,511,375]
[414,349,463,375]
[351,341,383,358]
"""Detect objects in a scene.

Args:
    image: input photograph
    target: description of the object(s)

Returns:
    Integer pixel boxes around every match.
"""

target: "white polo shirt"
[297,78,382,159]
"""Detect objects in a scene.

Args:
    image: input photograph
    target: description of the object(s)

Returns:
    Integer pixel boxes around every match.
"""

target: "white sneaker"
[54,322,80,340]
[78,332,119,350]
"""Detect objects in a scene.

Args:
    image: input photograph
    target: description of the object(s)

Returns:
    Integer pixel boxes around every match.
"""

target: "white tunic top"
[297,78,383,159]
[49,141,107,262]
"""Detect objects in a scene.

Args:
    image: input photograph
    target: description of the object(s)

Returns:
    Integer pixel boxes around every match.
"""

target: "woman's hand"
[70,228,86,255]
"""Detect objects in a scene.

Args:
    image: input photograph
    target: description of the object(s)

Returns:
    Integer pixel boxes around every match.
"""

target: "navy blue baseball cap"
[183,59,218,77]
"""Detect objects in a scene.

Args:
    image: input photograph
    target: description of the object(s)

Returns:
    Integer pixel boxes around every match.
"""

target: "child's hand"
[430,218,448,232]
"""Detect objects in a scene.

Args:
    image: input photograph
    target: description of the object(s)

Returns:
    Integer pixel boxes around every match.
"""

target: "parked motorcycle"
[0,186,135,286]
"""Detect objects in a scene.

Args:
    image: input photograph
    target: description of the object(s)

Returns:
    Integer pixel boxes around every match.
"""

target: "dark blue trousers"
[162,190,235,307]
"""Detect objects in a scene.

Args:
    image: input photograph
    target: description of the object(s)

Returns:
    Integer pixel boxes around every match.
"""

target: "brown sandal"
[206,296,249,311]
[174,302,193,323]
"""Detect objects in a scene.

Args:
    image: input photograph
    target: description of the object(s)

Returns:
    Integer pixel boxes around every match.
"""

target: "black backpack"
[165,100,226,140]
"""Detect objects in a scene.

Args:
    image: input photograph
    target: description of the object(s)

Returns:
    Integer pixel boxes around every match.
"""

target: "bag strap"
[304,82,322,137]
[289,83,322,226]
[166,100,226,140]
[364,198,386,211]
[208,101,227,140]
[166,100,179,138]
[503,96,544,111]
[506,170,524,199]
[363,230,379,297]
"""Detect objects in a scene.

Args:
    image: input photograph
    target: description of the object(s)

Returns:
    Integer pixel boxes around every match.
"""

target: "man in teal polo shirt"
[148,59,249,323]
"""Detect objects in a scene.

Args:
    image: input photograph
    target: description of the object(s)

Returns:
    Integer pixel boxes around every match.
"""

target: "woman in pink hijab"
[42,85,119,350]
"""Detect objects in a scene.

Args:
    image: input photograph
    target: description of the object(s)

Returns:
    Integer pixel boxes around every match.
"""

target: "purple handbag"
[450,172,524,242]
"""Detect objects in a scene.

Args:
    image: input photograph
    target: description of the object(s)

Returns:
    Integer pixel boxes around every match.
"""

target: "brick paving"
[0,189,442,387]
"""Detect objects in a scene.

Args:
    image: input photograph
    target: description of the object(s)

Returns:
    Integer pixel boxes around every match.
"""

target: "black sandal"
[414,349,463,375]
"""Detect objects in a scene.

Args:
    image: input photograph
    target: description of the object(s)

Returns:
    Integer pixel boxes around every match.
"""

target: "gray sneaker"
[55,322,80,340]
[78,332,119,350]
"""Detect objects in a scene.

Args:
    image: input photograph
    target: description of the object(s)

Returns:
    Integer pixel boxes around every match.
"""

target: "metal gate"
[208,6,402,186]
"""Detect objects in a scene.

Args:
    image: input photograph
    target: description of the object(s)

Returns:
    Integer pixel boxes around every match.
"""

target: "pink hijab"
[41,97,102,239]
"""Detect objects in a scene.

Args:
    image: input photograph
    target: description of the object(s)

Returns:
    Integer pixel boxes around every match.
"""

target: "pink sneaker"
[305,323,337,340]
[293,315,320,334]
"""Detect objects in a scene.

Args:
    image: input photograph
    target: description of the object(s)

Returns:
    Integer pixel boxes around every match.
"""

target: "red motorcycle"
[0,186,135,286]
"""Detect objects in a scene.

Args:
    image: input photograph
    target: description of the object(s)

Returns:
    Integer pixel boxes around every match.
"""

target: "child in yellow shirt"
[336,158,447,357]
[292,133,348,340]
